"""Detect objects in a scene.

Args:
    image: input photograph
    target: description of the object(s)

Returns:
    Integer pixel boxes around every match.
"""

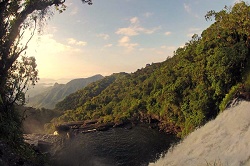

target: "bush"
[219,83,242,112]
[0,108,23,143]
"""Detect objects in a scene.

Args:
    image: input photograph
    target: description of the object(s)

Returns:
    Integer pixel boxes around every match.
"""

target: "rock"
[55,125,70,134]
[84,119,98,125]
[124,123,133,129]
[37,140,52,153]
[81,129,97,133]
[96,122,114,131]
[225,97,242,109]
[0,141,34,166]
[23,134,61,155]
[239,92,250,101]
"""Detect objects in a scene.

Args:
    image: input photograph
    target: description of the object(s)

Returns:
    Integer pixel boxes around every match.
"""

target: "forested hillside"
[27,74,103,109]
[55,72,129,111]
[49,2,250,137]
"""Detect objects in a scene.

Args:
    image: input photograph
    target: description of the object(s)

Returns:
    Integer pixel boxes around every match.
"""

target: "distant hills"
[26,74,104,109]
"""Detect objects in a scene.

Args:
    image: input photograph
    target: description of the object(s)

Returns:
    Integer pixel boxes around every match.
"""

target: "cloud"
[67,38,87,46]
[183,3,200,18]
[116,27,138,36]
[116,17,160,36]
[119,36,130,43]
[22,29,79,55]
[118,36,138,51]
[104,44,113,48]
[139,48,145,51]
[96,33,110,40]
[184,3,191,14]
[144,12,153,17]
[144,26,161,34]
[23,32,88,78]
[164,31,172,36]
[116,16,161,52]
[130,17,139,24]
[38,34,72,53]
[76,41,87,46]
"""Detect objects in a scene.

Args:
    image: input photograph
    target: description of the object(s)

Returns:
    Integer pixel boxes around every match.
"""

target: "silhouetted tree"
[0,0,92,142]
[0,0,92,111]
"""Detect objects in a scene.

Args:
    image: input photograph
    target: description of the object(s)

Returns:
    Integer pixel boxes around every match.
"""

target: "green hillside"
[55,72,129,112]
[49,2,250,137]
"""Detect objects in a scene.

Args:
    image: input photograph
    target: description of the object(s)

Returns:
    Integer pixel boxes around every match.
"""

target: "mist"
[20,107,59,134]
[150,101,250,166]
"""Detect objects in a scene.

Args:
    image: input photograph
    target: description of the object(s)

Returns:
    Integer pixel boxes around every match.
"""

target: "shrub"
[219,83,242,112]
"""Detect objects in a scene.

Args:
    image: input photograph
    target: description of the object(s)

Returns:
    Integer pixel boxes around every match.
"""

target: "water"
[52,125,178,166]
[150,101,250,166]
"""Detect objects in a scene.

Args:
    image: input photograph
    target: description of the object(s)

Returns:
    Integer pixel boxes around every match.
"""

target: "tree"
[0,0,92,111]
[205,1,250,46]
[0,0,92,142]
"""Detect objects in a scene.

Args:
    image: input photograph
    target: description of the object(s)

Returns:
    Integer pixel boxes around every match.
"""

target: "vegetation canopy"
[51,1,250,137]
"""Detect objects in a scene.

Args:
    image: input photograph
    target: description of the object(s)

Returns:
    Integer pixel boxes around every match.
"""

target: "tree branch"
[2,0,65,81]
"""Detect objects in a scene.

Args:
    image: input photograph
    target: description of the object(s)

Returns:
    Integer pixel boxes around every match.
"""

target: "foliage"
[0,105,23,143]
[242,57,250,90]
[7,56,38,106]
[17,106,61,133]
[219,83,242,112]
[0,1,92,164]
[51,1,250,137]
[0,0,64,137]
[55,73,127,111]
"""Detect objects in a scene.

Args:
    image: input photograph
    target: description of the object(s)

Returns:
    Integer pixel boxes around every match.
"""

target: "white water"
[150,101,250,166]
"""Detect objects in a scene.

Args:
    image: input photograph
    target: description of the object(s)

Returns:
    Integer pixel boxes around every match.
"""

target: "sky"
[23,0,248,83]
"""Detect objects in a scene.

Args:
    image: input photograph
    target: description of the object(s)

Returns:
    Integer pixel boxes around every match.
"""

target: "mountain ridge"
[27,74,104,109]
